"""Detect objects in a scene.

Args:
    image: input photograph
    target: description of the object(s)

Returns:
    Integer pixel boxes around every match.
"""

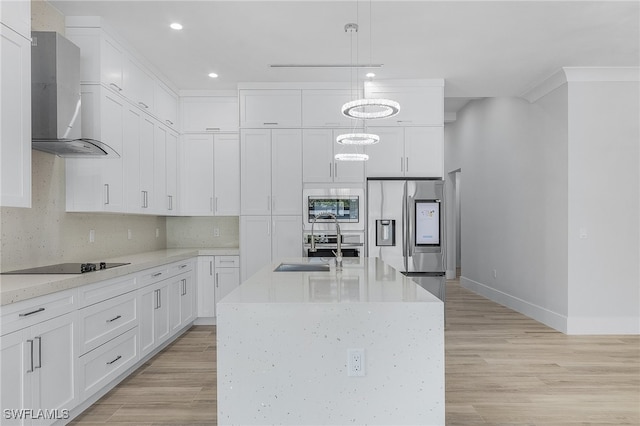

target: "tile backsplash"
[0,151,167,272]
[166,216,239,249]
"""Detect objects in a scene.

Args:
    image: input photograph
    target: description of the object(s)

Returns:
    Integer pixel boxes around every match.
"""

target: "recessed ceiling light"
[170,23,183,30]
[208,72,219,78]
[366,72,376,78]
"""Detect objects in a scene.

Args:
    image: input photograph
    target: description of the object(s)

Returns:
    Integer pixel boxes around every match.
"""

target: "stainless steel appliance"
[303,188,364,232]
[31,31,119,157]
[366,178,446,301]
[303,232,364,258]
[1,262,130,274]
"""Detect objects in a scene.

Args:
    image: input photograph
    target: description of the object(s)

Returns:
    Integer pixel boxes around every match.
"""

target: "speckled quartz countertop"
[216,256,444,425]
[0,248,239,305]
[219,256,441,304]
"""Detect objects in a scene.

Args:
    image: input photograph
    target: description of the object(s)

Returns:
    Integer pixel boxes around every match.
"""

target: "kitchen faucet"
[310,213,343,269]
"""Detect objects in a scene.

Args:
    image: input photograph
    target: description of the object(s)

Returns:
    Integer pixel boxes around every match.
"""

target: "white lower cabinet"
[1,311,78,426]
[139,278,171,358]
[77,327,138,400]
[197,256,240,322]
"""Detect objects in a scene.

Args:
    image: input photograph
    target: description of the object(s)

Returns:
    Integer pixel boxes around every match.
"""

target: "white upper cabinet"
[241,129,301,215]
[165,130,179,215]
[302,129,364,183]
[0,0,31,37]
[364,80,444,126]
[0,23,31,208]
[301,89,358,128]
[155,82,178,128]
[123,56,154,112]
[239,89,301,128]
[66,21,178,131]
[365,126,444,178]
[180,133,240,216]
[213,134,240,216]
[181,96,238,133]
[181,134,215,215]
[66,85,125,213]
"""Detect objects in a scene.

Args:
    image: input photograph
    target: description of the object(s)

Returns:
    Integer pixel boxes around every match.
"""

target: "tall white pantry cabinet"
[0,1,31,208]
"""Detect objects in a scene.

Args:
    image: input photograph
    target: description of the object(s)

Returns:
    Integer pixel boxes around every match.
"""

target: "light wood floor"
[70,278,640,425]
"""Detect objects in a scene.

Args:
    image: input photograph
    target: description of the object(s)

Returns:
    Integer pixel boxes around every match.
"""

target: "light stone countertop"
[219,256,442,305]
[216,256,444,425]
[0,248,239,306]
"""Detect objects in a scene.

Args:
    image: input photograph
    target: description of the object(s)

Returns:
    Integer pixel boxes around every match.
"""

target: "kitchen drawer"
[167,259,194,277]
[78,292,138,354]
[78,326,139,400]
[0,288,76,336]
[138,264,170,287]
[215,256,239,268]
[77,274,137,308]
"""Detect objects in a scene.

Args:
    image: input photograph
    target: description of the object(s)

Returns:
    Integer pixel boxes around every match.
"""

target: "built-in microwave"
[303,188,365,231]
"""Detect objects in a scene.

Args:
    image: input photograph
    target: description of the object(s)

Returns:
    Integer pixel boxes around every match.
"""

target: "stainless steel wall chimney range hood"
[31,31,119,158]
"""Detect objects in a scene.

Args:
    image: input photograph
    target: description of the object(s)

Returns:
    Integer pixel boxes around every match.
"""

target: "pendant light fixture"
[340,0,400,121]
[334,21,378,161]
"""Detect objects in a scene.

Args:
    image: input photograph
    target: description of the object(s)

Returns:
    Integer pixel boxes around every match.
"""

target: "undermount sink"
[274,262,331,272]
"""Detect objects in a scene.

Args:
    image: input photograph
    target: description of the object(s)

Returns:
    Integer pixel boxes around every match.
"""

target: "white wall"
[445,93,569,331]
[445,69,640,334]
[566,81,640,334]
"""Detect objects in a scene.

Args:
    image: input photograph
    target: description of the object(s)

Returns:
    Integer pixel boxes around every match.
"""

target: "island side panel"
[216,301,444,425]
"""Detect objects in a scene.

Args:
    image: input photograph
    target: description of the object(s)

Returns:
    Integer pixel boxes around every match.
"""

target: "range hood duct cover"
[31,31,120,158]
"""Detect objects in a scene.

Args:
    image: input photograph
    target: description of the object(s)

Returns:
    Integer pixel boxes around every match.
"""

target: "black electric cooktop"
[1,262,130,275]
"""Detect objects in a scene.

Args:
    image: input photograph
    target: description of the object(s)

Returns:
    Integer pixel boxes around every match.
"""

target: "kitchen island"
[217,257,444,426]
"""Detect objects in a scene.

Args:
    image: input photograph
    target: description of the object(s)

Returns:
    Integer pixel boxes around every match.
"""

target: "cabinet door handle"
[334,162,338,178]
[158,289,162,308]
[205,127,220,131]
[154,289,160,309]
[329,162,332,177]
[34,336,42,369]
[168,195,173,211]
[109,82,122,92]
[182,279,187,296]
[405,157,409,172]
[106,315,122,323]
[215,197,218,213]
[209,260,213,276]
[27,340,34,373]
[141,191,146,208]
[104,184,110,205]
[165,119,174,126]
[215,272,219,288]
[19,307,45,317]
[106,355,122,365]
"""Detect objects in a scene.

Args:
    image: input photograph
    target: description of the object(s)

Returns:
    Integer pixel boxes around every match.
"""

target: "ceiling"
[49,1,639,115]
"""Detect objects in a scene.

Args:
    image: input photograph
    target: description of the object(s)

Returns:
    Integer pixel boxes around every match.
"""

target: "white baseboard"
[460,277,640,335]
[460,276,568,333]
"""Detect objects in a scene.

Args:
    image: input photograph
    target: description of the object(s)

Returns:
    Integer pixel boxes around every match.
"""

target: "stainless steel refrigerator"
[366,178,446,302]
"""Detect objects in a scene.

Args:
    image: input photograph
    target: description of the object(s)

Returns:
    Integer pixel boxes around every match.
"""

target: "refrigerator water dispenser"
[376,219,396,246]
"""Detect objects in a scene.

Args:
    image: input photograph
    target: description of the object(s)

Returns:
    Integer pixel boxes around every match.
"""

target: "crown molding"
[521,67,640,103]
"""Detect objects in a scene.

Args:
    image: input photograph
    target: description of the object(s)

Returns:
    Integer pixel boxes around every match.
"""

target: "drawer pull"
[165,119,174,125]
[109,82,122,92]
[263,122,278,125]
[19,307,45,317]
[220,259,235,263]
[106,315,122,323]
[179,264,187,269]
[205,127,220,131]
[106,355,122,365]
[152,272,163,277]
